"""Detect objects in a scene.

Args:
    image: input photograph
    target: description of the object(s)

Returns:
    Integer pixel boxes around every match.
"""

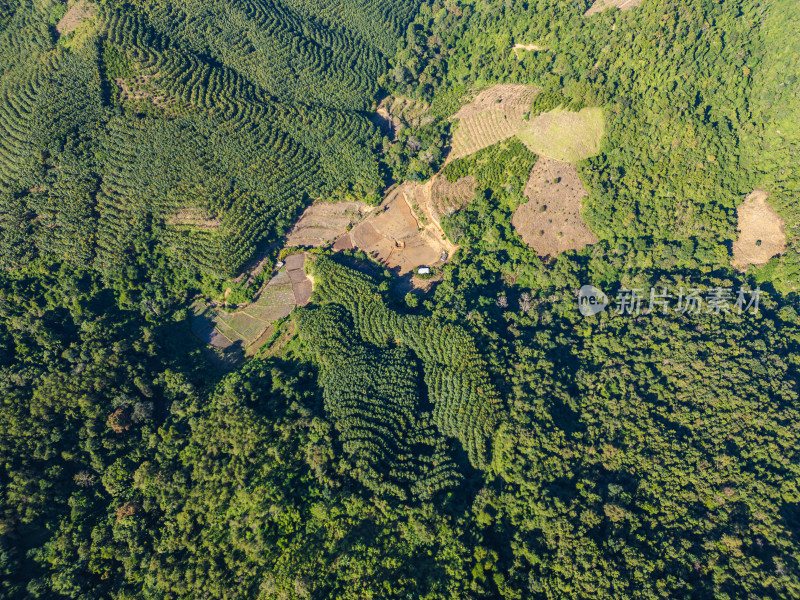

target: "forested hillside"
[1,0,799,598]
[2,255,799,598]
[0,0,396,279]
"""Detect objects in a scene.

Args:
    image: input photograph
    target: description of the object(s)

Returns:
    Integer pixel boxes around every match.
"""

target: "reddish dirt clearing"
[732,189,787,271]
[286,201,368,247]
[512,158,598,257]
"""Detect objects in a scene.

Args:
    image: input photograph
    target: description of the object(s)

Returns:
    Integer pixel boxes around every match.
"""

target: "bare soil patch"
[351,221,395,258]
[732,190,787,271]
[512,158,597,257]
[332,234,354,251]
[286,201,367,247]
[56,0,97,36]
[452,85,540,120]
[284,253,306,271]
[347,184,452,280]
[370,189,420,240]
[584,0,643,16]
[512,43,548,59]
[293,280,313,305]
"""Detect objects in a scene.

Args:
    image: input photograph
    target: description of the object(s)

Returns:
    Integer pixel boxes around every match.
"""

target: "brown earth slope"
[732,190,787,271]
[512,158,598,257]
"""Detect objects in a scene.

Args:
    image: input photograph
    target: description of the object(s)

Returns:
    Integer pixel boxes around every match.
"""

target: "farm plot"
[449,85,604,163]
[285,201,368,247]
[732,190,787,271]
[449,85,540,160]
[190,253,312,352]
[512,158,598,257]
[516,107,604,163]
[344,184,451,277]
[584,0,643,17]
[429,175,478,224]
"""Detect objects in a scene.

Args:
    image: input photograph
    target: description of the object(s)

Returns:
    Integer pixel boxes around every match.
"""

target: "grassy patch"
[516,107,604,163]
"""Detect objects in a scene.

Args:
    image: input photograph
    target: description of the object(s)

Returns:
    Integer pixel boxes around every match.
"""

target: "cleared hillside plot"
[115,75,177,111]
[340,183,452,278]
[512,158,598,257]
[56,0,97,36]
[372,97,404,139]
[380,95,430,127]
[449,85,604,163]
[584,0,643,16]
[285,201,368,247]
[191,254,313,352]
[516,107,604,163]
[512,43,548,59]
[449,85,540,160]
[732,190,787,271]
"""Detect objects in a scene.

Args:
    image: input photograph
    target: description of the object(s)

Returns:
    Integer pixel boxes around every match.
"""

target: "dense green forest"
[1,0,799,598]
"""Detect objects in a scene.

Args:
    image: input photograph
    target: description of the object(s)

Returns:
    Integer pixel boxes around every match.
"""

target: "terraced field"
[191,254,312,354]
[285,201,369,247]
[340,183,454,278]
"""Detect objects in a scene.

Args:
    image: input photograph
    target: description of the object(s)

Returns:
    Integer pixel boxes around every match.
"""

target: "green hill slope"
[0,0,411,277]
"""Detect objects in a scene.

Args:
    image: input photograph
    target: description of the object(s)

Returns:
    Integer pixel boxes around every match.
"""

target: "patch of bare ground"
[55,0,97,36]
[584,0,643,16]
[512,43,548,59]
[512,158,598,257]
[285,201,368,247]
[346,183,453,283]
[732,190,787,271]
[449,85,540,160]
